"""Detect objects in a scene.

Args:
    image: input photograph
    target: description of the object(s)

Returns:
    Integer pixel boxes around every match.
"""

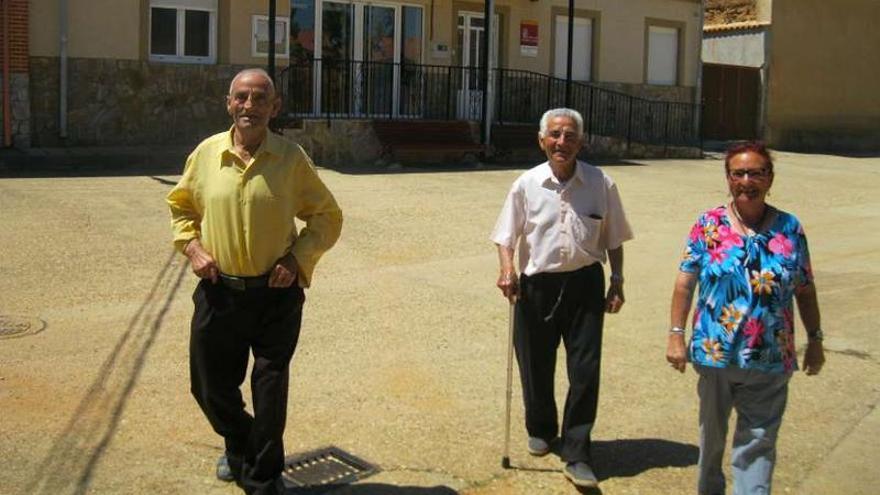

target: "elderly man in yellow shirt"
[167,68,342,495]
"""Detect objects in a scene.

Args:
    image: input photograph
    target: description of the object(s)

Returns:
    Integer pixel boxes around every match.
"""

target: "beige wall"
[227,0,290,65]
[430,0,700,86]
[29,0,699,86]
[766,0,880,150]
[31,0,141,59]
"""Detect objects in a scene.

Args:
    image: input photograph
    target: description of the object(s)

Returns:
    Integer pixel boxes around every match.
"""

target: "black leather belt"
[219,273,270,291]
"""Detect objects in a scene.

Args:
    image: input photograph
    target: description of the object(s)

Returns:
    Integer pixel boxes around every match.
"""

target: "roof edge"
[704,20,770,33]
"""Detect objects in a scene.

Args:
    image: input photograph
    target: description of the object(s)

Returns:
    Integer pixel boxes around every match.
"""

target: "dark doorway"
[702,63,760,140]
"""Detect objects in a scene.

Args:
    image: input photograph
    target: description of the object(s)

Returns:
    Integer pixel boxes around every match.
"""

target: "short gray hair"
[539,108,584,138]
[228,68,276,96]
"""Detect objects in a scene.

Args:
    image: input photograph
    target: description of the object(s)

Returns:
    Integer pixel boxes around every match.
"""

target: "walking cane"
[501,300,515,469]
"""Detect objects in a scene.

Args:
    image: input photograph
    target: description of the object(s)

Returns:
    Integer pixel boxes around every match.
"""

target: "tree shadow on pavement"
[592,438,698,481]
[25,251,188,495]
[284,484,458,494]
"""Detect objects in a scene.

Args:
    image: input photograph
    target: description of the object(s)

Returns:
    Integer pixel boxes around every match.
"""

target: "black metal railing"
[278,59,700,147]
[494,68,699,147]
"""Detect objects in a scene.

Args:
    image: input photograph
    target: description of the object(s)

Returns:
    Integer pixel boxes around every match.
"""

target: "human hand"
[803,340,825,375]
[666,334,688,373]
[269,253,299,288]
[605,283,625,313]
[496,270,518,304]
[184,239,219,283]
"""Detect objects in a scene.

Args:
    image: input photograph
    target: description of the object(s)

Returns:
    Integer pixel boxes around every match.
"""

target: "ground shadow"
[0,147,654,179]
[508,437,696,488]
[316,157,648,176]
[591,438,698,480]
[284,484,457,494]
[25,251,188,495]
[149,175,178,186]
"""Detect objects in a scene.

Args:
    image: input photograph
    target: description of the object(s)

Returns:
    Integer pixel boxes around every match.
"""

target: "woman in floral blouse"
[666,141,825,494]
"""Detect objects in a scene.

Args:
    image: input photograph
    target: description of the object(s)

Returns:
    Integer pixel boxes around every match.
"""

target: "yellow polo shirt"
[167,128,342,287]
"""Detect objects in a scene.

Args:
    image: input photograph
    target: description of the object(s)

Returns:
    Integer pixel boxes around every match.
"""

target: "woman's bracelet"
[669,326,686,336]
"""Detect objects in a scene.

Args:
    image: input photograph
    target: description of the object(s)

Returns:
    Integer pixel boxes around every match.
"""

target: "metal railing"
[278,59,700,147]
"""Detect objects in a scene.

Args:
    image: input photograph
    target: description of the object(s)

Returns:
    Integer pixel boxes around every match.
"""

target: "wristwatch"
[610,273,624,285]
[807,328,824,342]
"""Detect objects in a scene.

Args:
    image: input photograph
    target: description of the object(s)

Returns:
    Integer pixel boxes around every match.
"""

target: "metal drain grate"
[282,446,378,488]
[0,315,46,339]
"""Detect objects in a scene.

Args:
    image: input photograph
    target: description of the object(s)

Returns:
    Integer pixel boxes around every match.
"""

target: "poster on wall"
[520,20,538,57]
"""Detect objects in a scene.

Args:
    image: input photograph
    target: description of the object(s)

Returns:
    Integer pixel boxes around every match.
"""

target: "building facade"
[6,0,702,150]
[702,0,880,152]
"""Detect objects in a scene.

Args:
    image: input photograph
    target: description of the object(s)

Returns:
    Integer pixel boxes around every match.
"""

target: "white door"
[554,16,592,82]
[457,11,498,120]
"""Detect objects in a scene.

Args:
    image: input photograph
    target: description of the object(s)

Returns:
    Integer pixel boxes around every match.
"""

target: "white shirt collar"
[539,160,587,188]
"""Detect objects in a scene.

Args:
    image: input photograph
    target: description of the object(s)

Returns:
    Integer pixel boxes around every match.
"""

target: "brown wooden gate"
[702,64,760,140]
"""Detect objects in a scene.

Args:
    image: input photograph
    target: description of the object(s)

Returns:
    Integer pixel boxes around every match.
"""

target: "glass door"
[320,1,354,114]
[318,1,399,116]
[362,5,396,116]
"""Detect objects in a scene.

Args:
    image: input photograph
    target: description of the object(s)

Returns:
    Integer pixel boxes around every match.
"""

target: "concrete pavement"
[0,150,877,494]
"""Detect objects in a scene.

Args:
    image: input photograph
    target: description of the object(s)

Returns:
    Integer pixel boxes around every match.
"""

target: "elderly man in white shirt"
[491,107,633,489]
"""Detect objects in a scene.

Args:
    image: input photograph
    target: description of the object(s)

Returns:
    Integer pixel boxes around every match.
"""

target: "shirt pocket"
[572,213,603,255]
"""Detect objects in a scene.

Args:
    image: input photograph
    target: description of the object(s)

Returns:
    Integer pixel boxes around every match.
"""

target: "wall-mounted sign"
[520,20,538,57]
[432,41,451,59]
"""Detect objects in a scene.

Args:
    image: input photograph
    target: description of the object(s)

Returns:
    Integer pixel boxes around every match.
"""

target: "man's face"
[538,116,583,168]
[226,73,281,131]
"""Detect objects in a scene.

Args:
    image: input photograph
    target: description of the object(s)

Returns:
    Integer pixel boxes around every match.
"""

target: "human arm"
[167,153,218,282]
[496,244,518,303]
[289,151,343,288]
[605,246,625,313]
[491,180,525,304]
[796,282,825,375]
[183,239,219,283]
[667,271,697,373]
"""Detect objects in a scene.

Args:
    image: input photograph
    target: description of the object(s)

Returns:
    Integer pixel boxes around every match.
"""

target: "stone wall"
[30,57,246,147]
[0,73,31,148]
[282,119,699,167]
[592,82,696,103]
[281,120,384,168]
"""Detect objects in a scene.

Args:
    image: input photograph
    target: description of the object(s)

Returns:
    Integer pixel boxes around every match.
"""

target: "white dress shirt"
[491,160,634,276]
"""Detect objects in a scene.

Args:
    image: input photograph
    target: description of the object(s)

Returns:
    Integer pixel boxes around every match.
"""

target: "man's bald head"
[228,68,276,97]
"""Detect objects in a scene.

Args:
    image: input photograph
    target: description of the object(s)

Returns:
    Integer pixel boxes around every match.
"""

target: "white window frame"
[149,0,218,64]
[252,15,291,58]
[646,25,679,86]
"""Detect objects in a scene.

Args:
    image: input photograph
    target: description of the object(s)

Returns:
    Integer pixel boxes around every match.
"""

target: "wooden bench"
[372,120,486,164]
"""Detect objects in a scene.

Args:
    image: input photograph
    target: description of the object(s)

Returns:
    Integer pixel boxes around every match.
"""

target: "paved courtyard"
[1,150,878,494]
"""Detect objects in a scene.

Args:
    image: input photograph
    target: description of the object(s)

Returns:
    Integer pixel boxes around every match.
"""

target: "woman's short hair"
[539,108,584,138]
[724,141,774,173]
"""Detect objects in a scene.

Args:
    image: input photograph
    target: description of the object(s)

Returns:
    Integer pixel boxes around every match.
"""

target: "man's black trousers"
[190,279,304,495]
[514,263,605,463]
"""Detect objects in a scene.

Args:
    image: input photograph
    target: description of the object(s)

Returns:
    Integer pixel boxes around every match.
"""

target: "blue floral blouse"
[680,205,813,373]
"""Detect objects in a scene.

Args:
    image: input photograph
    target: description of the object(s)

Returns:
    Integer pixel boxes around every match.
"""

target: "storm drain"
[0,315,46,339]
[282,446,378,488]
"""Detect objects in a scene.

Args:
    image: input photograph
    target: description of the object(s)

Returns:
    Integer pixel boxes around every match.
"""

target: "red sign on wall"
[520,20,538,57]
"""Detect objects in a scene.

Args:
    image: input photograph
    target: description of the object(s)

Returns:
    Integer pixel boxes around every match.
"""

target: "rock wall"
[0,73,30,148]
[30,57,245,147]
[282,120,384,167]
[592,82,696,103]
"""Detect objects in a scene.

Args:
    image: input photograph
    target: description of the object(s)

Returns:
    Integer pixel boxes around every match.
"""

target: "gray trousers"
[696,365,790,495]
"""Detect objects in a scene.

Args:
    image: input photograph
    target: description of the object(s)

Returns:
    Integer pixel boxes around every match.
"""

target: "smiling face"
[226,71,281,132]
[727,150,774,203]
[538,116,583,171]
